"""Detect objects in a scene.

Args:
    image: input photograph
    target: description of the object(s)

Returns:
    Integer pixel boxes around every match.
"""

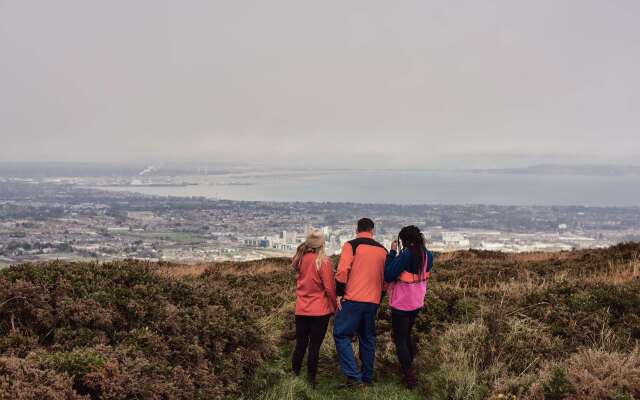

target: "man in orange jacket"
[333,218,388,385]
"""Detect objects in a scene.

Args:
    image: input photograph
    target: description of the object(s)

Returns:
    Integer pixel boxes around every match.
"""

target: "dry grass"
[157,259,289,279]
[525,347,640,400]
[578,258,640,285]
[505,251,577,263]
[429,321,489,400]
[156,263,211,278]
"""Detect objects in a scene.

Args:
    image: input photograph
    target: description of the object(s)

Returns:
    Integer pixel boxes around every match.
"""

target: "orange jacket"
[335,232,388,304]
[295,253,337,316]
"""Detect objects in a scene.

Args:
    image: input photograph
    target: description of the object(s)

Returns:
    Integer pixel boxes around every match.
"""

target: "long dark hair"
[398,225,427,273]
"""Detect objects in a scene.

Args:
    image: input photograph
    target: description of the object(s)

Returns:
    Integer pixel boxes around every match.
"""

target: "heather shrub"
[0,356,88,400]
[422,287,481,329]
[541,367,576,400]
[522,280,640,354]
[563,348,640,399]
[0,260,272,399]
[2,244,640,399]
[39,347,107,377]
[525,348,640,400]
[500,317,563,374]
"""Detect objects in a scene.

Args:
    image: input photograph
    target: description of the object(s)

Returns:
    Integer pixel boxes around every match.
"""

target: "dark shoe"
[402,367,417,390]
[307,375,317,389]
[292,368,301,377]
[362,379,374,387]
[337,378,361,389]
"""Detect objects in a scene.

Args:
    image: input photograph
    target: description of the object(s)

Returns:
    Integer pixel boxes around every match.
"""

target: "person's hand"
[336,296,343,311]
[390,240,398,252]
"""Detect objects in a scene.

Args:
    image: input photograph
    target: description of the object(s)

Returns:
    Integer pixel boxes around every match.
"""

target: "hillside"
[1,244,639,400]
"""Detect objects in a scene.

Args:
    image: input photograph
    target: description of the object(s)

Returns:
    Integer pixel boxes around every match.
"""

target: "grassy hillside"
[1,243,640,399]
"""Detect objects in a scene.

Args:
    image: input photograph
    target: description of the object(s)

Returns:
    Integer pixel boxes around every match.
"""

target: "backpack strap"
[348,237,387,255]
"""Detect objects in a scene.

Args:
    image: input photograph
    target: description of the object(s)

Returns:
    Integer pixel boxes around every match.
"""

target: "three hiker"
[291,219,433,389]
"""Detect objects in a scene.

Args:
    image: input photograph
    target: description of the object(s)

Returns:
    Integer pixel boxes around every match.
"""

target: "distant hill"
[1,244,640,399]
[474,164,640,176]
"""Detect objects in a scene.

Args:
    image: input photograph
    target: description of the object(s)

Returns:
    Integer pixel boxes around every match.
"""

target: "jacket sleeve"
[427,250,434,272]
[335,242,353,297]
[320,258,337,312]
[384,249,409,283]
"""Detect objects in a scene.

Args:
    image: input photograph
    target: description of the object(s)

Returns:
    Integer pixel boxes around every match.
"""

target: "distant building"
[127,211,155,221]
[244,238,270,248]
[442,232,470,248]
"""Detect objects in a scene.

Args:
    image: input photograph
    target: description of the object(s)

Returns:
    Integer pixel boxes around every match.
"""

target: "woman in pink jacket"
[384,225,434,389]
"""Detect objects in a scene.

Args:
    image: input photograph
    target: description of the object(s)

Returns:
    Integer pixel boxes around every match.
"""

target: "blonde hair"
[291,229,326,271]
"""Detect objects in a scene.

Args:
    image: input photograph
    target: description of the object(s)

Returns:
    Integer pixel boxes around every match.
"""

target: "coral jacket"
[295,253,337,316]
[336,232,388,304]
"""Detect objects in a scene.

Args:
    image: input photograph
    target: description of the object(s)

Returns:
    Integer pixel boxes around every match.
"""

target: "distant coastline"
[98,182,197,188]
[469,164,640,176]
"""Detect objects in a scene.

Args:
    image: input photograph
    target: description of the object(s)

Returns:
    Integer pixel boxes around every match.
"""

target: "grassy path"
[241,344,424,400]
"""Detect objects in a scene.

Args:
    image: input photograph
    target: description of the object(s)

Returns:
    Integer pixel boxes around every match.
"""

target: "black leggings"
[292,314,331,378]
[391,308,419,371]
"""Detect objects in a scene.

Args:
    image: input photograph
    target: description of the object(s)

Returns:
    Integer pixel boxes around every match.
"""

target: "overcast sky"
[1,1,639,167]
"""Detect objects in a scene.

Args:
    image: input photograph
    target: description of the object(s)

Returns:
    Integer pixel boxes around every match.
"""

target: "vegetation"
[1,243,639,399]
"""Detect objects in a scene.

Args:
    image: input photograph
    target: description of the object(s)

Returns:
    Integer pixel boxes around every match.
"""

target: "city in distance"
[1,161,640,268]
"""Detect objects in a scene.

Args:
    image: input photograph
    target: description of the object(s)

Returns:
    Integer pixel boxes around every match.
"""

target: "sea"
[93,170,640,207]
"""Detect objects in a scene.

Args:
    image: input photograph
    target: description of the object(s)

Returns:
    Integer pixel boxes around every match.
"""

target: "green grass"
[240,344,423,400]
[252,376,423,400]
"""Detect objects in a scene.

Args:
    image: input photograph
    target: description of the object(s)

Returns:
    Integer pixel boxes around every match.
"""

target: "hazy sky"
[1,1,639,167]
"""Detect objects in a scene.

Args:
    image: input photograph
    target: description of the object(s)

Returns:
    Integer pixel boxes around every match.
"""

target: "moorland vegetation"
[1,243,639,399]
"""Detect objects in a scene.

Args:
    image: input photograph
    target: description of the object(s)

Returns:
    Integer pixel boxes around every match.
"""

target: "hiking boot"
[402,367,417,390]
[337,378,361,389]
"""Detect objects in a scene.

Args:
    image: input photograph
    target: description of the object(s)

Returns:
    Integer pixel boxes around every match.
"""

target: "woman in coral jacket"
[384,225,434,389]
[291,229,336,387]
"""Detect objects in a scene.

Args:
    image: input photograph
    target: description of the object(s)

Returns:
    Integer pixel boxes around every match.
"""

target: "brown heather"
[1,242,640,399]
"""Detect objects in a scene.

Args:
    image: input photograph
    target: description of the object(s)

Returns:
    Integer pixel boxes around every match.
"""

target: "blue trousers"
[333,300,378,383]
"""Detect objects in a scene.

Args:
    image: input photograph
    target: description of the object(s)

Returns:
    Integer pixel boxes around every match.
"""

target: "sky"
[1,0,639,167]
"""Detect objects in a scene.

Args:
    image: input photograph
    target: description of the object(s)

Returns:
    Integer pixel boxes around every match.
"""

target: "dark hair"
[398,225,427,273]
[357,218,375,233]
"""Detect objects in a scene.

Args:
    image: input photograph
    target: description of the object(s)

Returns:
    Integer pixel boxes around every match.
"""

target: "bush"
[419,322,490,400]
[3,244,640,399]
[501,317,563,374]
[0,260,272,399]
[564,348,640,400]
[542,367,575,400]
[0,356,88,400]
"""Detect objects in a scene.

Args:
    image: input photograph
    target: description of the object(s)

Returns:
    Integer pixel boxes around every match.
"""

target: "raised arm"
[384,249,410,283]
